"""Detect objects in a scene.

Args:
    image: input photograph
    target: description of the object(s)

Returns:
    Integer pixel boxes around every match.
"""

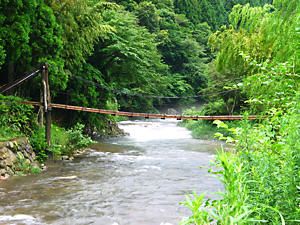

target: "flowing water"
[0,120,223,225]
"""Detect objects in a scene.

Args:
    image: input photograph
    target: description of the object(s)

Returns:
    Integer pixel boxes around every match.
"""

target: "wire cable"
[0,69,41,93]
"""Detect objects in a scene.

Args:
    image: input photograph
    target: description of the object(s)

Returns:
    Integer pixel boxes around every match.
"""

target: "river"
[0,120,222,225]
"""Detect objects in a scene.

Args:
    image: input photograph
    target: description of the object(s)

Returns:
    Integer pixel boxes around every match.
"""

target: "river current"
[0,120,222,225]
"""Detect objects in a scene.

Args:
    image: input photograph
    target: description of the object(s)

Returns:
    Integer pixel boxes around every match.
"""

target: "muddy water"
[0,120,222,225]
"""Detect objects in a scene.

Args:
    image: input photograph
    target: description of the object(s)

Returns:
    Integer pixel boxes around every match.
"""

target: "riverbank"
[180,120,217,139]
[0,121,125,180]
[0,137,41,180]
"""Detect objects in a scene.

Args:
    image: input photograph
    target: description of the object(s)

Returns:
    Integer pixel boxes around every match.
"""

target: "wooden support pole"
[42,64,51,150]
[38,89,44,127]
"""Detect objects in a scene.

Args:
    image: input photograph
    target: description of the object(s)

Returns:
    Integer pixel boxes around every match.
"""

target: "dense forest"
[0,0,273,132]
[0,0,299,223]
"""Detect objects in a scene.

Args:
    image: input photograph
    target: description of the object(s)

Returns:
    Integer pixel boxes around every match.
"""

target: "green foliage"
[0,40,5,69]
[0,3,296,139]
[30,124,94,162]
[0,95,36,141]
[29,127,48,163]
[181,151,251,225]
[0,0,65,93]
[65,123,94,155]
[181,107,218,139]
[174,0,271,30]
[109,0,210,106]
[206,0,299,115]
[135,1,160,33]
[156,6,209,98]
[0,127,22,142]
[182,1,300,223]
[182,107,242,139]
[48,0,115,69]
[182,120,217,139]
[15,152,42,175]
[201,99,228,115]
[0,0,215,132]
[183,107,300,223]
[174,0,227,29]
[90,7,173,111]
[243,62,299,113]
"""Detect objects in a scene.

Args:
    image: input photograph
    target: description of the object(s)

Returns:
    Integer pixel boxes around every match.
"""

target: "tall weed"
[182,108,300,224]
[30,123,94,162]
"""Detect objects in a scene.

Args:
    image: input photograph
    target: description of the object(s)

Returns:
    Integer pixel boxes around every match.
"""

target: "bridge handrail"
[18,100,260,121]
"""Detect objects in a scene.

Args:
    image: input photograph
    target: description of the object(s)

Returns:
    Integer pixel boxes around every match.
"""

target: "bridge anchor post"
[41,64,52,156]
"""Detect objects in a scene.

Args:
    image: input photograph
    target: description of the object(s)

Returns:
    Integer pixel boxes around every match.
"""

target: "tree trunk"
[7,60,15,83]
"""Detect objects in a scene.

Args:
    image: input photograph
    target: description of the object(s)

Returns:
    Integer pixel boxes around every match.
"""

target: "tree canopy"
[0,0,280,131]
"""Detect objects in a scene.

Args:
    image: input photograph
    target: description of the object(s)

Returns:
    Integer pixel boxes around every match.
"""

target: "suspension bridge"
[0,65,259,121]
[19,100,257,121]
[0,65,260,146]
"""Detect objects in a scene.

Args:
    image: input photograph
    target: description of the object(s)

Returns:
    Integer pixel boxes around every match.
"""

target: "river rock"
[61,155,69,161]
[0,173,9,180]
[6,167,14,175]
[40,164,47,171]
[0,147,10,160]
[0,138,39,178]
[0,149,16,168]
[6,141,15,149]
[0,169,6,176]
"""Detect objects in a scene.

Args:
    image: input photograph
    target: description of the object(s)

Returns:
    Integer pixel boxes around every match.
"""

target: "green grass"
[181,120,218,139]
[181,120,242,140]
[0,126,24,142]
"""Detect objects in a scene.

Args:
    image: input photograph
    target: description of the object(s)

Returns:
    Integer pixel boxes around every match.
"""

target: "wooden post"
[38,90,44,127]
[41,64,51,150]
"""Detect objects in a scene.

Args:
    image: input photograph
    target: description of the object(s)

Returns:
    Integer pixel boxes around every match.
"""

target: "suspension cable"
[0,69,41,93]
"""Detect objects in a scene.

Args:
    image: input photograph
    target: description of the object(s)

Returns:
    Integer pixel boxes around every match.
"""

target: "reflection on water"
[0,120,223,225]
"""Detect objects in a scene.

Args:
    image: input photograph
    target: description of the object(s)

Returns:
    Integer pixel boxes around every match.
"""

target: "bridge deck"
[21,101,258,121]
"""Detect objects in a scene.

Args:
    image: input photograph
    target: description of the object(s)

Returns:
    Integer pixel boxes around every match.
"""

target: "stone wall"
[0,137,38,179]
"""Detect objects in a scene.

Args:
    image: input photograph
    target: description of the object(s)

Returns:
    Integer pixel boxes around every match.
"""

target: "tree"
[175,0,228,29]
[224,0,273,11]
[47,0,115,69]
[45,0,118,131]
[135,1,160,33]
[90,8,171,111]
[0,0,64,93]
[0,0,35,84]
[183,1,300,223]
[0,41,4,70]
[206,0,299,114]
[157,7,209,96]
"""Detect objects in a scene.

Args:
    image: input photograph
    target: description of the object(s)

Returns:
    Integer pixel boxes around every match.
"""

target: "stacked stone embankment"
[0,138,38,179]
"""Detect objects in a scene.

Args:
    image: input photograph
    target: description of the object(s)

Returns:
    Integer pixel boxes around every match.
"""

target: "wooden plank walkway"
[21,101,259,121]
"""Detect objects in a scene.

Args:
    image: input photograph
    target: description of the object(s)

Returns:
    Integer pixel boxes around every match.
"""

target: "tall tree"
[90,8,172,111]
[206,0,299,114]
[0,41,4,70]
[174,0,227,29]
[0,0,64,92]
[135,1,160,32]
[0,0,34,83]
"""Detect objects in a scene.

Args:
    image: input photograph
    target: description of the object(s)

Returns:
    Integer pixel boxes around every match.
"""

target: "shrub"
[64,123,94,155]
[30,127,48,163]
[0,94,36,141]
[181,107,300,224]
[31,123,94,162]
